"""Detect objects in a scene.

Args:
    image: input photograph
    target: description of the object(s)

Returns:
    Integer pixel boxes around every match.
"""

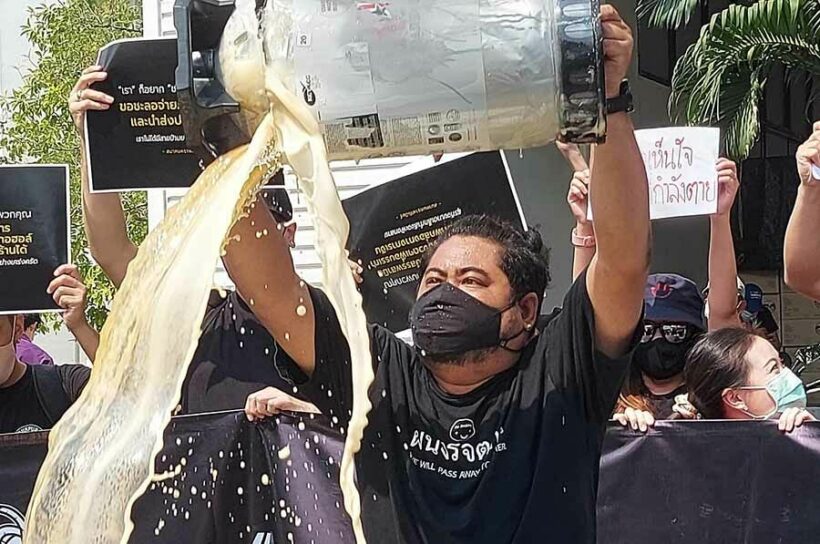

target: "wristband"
[571,228,596,248]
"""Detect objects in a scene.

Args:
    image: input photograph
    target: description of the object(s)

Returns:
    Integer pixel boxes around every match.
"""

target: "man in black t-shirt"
[236,7,648,543]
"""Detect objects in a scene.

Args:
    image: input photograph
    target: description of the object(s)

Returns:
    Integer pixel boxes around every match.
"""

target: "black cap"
[260,187,293,223]
[644,273,706,331]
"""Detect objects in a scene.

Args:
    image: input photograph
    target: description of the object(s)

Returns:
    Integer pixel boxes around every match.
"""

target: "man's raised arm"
[784,122,820,300]
[222,193,317,375]
[586,6,650,358]
[70,66,137,288]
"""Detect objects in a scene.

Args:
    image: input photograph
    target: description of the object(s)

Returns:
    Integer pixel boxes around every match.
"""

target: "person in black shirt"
[235,7,649,542]
[561,142,744,431]
[1,265,98,434]
[614,274,705,424]
[179,187,318,413]
[70,77,317,414]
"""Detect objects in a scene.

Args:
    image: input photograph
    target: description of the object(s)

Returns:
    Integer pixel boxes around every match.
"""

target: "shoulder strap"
[30,365,72,426]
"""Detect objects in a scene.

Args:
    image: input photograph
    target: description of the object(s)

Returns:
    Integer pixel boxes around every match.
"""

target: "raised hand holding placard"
[587,127,720,221]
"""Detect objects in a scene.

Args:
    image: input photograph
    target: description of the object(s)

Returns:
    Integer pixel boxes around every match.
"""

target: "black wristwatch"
[606,80,634,115]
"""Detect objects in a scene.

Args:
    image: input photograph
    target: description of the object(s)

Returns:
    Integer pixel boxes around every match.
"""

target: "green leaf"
[669,0,820,159]
[637,0,702,28]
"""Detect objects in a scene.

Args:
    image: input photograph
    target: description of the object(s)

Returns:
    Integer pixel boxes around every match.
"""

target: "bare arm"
[707,159,743,330]
[223,193,317,374]
[784,122,820,299]
[48,264,100,362]
[556,142,595,280]
[586,6,650,358]
[69,321,100,363]
[70,66,138,288]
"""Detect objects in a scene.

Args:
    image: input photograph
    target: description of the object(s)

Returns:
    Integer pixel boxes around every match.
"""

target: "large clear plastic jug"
[176,0,605,161]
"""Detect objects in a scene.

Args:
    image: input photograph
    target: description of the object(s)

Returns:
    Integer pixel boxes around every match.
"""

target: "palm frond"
[637,0,701,29]
[669,0,820,159]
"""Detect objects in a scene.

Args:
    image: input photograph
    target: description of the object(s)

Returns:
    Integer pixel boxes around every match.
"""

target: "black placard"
[342,152,525,332]
[0,165,70,314]
[85,38,202,192]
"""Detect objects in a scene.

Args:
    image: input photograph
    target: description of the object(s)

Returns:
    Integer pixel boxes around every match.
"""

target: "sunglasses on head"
[641,322,696,345]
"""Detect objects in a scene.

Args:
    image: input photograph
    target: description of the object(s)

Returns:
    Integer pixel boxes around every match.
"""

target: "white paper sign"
[587,126,720,221]
[639,126,720,219]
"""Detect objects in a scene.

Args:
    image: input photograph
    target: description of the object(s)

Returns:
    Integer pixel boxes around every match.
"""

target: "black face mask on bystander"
[635,338,696,380]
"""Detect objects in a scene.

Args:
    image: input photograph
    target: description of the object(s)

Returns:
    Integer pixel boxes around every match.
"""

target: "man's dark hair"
[23,314,42,330]
[419,215,551,304]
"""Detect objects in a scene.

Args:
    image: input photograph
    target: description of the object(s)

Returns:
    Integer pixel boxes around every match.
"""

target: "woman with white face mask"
[682,328,813,432]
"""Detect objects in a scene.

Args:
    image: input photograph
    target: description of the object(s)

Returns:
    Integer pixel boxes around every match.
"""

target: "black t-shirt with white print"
[180,289,307,414]
[0,364,90,434]
[299,271,638,544]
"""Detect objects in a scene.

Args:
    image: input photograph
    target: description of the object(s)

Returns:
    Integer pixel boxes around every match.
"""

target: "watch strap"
[606,80,634,115]
[571,228,596,248]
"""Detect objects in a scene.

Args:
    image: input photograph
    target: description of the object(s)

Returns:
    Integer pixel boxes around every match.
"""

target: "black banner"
[85,38,202,192]
[342,152,525,332]
[598,421,820,543]
[4,417,820,543]
[0,411,352,544]
[0,165,69,314]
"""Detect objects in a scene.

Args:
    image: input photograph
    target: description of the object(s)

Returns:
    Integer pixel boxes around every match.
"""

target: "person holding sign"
[240,6,648,542]
[615,160,741,429]
[0,264,96,434]
[558,141,744,429]
[47,263,100,363]
[784,122,820,300]
[70,67,316,414]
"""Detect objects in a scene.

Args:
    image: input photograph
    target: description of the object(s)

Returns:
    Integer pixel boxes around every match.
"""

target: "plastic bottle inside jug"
[216,0,605,161]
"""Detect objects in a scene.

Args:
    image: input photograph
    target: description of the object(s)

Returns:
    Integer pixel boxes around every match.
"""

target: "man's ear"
[283,223,297,248]
[518,292,540,328]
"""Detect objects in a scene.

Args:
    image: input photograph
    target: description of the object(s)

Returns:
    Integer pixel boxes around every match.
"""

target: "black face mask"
[634,338,693,380]
[410,282,526,358]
